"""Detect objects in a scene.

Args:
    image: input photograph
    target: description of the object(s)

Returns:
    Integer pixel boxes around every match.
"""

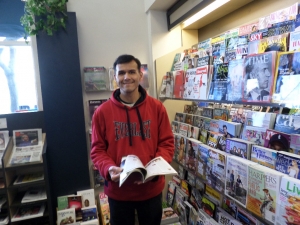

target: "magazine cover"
[14,129,42,147]
[179,123,189,137]
[243,51,277,103]
[267,20,295,37]
[230,107,250,124]
[227,59,244,101]
[175,135,186,166]
[241,126,267,146]
[290,134,300,154]
[236,206,258,225]
[225,155,256,207]
[202,108,214,119]
[197,56,213,67]
[213,108,229,121]
[275,152,300,179]
[236,35,248,60]
[258,33,288,53]
[268,2,298,24]
[245,111,276,128]
[218,120,238,138]
[198,38,212,57]
[248,40,260,55]
[226,138,250,159]
[206,148,226,192]
[274,114,300,134]
[216,136,227,152]
[209,119,219,133]
[196,144,209,180]
[276,176,300,225]
[273,51,300,105]
[250,145,277,170]
[84,67,108,91]
[289,30,300,51]
[258,16,271,30]
[208,63,229,101]
[88,99,107,122]
[183,66,208,100]
[173,70,185,99]
[247,165,283,224]
[185,139,199,172]
[207,132,221,149]
[0,131,9,150]
[211,38,226,64]
[174,112,186,123]
[264,129,291,151]
[171,121,180,134]
[239,21,259,36]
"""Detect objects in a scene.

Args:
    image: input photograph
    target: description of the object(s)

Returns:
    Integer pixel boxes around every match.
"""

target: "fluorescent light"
[183,0,231,28]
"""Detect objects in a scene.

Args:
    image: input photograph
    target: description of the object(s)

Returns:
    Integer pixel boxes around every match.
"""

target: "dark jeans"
[108,193,162,225]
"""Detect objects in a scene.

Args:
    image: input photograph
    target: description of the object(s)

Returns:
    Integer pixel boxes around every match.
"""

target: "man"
[222,125,233,138]
[91,54,174,225]
[246,59,271,101]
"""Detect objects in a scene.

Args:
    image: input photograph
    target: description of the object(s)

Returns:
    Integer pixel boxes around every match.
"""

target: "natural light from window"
[0,37,38,114]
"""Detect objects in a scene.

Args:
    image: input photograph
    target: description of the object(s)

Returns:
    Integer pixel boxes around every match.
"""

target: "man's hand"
[108,166,123,182]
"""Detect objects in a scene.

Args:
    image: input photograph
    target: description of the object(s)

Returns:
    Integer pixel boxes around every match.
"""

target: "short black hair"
[223,125,227,129]
[113,54,141,71]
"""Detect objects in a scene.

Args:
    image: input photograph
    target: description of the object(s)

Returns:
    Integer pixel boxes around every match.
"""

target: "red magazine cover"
[173,70,185,98]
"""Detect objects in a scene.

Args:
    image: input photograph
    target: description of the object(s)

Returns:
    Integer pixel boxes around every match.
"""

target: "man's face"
[223,127,227,133]
[114,60,142,95]
[255,63,270,89]
[22,135,29,142]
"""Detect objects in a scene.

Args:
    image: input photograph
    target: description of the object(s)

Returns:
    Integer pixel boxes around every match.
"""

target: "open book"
[119,155,177,187]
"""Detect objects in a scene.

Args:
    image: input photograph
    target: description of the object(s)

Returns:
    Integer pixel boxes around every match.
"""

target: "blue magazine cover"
[275,152,300,179]
[226,139,248,159]
[274,114,300,134]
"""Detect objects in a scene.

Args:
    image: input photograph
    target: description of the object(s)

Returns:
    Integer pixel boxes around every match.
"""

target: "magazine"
[0,130,9,150]
[11,203,45,222]
[119,155,177,187]
[13,172,44,185]
[84,66,108,91]
[21,187,47,203]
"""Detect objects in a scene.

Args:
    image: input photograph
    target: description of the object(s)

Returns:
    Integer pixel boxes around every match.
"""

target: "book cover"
[227,59,244,101]
[225,155,257,207]
[68,196,82,215]
[272,51,300,105]
[12,203,46,222]
[119,155,177,187]
[88,99,107,122]
[247,164,283,223]
[275,152,300,179]
[274,114,300,134]
[243,51,277,103]
[77,189,95,208]
[196,144,209,180]
[81,205,98,222]
[275,176,300,225]
[242,126,267,146]
[84,66,108,91]
[250,145,277,169]
[208,63,229,101]
[206,148,227,192]
[264,129,291,151]
[57,194,75,211]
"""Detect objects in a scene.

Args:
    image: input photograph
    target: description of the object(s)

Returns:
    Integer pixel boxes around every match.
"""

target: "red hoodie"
[91,87,174,201]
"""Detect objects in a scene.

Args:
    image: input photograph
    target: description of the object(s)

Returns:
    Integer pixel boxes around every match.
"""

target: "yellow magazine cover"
[258,33,288,53]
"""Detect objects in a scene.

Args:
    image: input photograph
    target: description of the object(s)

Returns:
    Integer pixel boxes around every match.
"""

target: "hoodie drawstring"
[124,107,132,146]
[135,107,145,141]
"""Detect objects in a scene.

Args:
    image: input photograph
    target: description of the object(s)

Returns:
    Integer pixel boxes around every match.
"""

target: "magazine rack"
[2,133,53,224]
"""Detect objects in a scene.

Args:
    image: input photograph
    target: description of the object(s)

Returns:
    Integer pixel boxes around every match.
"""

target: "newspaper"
[9,129,43,165]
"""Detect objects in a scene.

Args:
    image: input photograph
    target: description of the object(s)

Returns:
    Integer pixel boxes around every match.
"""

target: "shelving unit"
[1,134,53,224]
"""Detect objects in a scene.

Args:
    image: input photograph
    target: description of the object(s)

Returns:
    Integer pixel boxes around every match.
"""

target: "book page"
[144,156,178,182]
[119,155,146,187]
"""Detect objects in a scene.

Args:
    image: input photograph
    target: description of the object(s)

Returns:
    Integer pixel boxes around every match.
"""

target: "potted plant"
[20,0,68,40]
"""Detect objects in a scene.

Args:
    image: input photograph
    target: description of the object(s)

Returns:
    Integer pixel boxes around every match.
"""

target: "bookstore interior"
[3,0,300,225]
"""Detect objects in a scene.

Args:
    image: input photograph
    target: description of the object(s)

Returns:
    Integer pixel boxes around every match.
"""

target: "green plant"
[20,0,68,40]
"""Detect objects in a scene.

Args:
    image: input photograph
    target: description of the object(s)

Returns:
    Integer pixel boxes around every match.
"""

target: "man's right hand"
[108,166,123,182]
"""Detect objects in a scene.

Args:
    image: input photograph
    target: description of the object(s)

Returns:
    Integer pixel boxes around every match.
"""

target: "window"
[0,36,42,114]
